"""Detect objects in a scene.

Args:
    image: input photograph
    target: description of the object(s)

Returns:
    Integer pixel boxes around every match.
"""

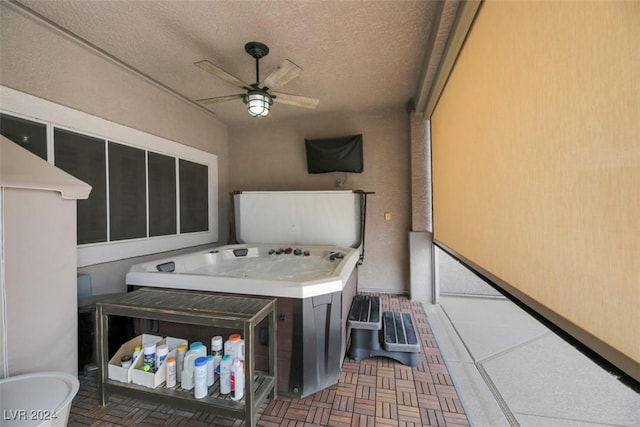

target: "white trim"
[46,123,55,165]
[0,86,219,267]
[104,139,111,243]
[145,150,150,238]
[175,157,181,235]
[0,188,8,377]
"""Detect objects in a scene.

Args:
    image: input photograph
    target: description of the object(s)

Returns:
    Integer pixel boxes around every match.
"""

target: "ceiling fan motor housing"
[245,41,269,59]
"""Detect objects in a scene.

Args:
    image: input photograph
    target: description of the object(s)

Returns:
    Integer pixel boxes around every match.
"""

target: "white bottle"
[230,358,244,400]
[194,356,208,399]
[132,345,143,362]
[175,343,187,384]
[165,356,176,388]
[224,334,245,371]
[182,342,206,390]
[211,336,223,373]
[219,355,232,394]
[224,334,244,360]
[143,343,156,372]
[206,355,215,387]
[156,343,169,369]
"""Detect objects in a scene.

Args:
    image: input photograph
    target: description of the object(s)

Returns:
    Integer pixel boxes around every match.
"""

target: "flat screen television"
[304,134,363,174]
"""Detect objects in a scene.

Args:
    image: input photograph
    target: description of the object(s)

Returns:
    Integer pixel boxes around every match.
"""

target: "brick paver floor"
[69,294,469,426]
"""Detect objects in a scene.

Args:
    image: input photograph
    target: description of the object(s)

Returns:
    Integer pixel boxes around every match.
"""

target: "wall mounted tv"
[304,134,363,174]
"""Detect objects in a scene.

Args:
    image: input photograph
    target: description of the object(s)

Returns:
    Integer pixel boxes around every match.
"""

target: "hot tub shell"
[126,244,360,299]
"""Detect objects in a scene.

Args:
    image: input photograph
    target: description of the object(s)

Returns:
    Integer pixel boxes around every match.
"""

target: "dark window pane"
[179,159,208,233]
[1,113,47,160]
[148,152,177,237]
[108,142,146,241]
[54,128,107,244]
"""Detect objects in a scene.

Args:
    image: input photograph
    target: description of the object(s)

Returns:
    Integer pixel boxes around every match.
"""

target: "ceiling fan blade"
[194,60,251,90]
[260,59,303,90]
[272,91,320,109]
[196,94,244,105]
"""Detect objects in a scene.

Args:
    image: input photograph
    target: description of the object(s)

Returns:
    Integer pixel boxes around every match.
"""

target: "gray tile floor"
[424,295,639,427]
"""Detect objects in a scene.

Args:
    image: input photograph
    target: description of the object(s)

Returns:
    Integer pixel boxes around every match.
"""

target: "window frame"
[0,86,218,267]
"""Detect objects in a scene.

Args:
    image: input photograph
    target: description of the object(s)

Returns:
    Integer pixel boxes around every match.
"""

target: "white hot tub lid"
[233,191,362,248]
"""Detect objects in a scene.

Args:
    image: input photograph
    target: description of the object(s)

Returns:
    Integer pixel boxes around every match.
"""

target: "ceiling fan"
[194,41,319,117]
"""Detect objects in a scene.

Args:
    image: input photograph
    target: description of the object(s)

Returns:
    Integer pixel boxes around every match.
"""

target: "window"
[179,159,209,233]
[108,142,147,241]
[0,87,218,267]
[148,152,177,237]
[54,128,108,244]
[0,113,47,160]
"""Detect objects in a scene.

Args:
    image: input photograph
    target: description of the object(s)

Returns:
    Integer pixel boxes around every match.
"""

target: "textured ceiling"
[14,0,446,126]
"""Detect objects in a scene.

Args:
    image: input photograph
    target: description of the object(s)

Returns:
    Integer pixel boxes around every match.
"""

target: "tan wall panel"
[432,1,639,362]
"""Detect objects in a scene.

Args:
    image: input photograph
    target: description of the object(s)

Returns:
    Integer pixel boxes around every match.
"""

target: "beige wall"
[0,3,230,295]
[228,106,412,293]
[432,0,639,377]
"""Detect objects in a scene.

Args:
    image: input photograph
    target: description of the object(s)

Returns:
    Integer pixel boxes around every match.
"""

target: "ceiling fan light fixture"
[244,90,273,117]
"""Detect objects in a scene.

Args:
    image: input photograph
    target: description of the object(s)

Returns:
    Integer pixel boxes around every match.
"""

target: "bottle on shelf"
[132,345,142,362]
[175,343,187,384]
[224,333,245,371]
[219,354,232,394]
[211,336,223,373]
[142,343,156,372]
[156,343,169,369]
[194,356,208,399]
[206,355,215,387]
[165,356,176,388]
[230,357,244,401]
[181,341,206,390]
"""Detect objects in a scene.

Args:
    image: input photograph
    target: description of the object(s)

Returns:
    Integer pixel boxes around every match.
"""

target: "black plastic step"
[348,295,381,330]
[382,311,420,353]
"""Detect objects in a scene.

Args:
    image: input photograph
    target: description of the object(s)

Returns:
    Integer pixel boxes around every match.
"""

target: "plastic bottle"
[194,356,208,399]
[132,345,142,362]
[211,336,223,373]
[175,343,187,384]
[206,355,215,387]
[143,343,156,372]
[230,357,244,401]
[120,354,132,369]
[165,356,176,388]
[181,342,206,390]
[224,334,244,368]
[156,343,169,369]
[219,354,232,394]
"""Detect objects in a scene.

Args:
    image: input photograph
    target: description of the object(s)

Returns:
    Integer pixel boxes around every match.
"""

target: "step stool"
[347,295,420,367]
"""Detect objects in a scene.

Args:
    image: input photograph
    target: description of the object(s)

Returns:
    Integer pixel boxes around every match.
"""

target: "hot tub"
[126,243,360,397]
[126,190,367,397]
[126,243,360,299]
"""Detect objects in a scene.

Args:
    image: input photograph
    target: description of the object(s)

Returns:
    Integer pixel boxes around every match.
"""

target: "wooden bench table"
[97,287,277,427]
